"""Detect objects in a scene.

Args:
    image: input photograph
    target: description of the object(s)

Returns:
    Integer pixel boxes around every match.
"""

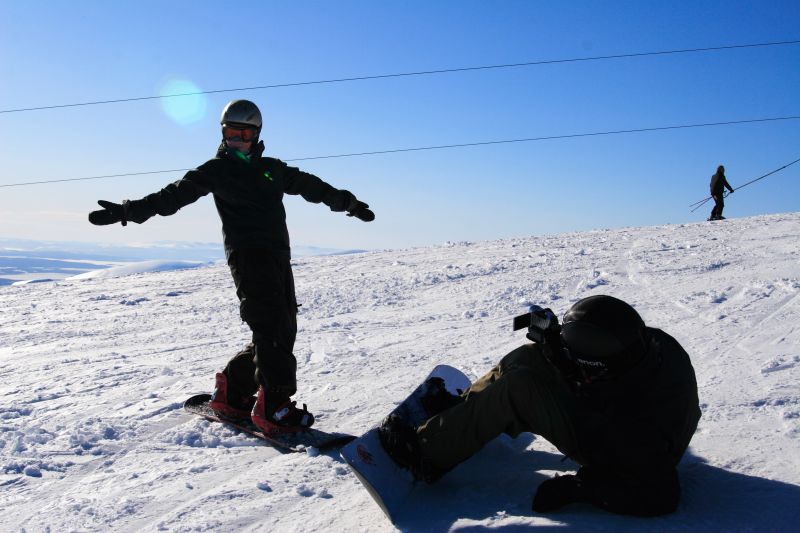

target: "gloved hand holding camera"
[513,304,561,344]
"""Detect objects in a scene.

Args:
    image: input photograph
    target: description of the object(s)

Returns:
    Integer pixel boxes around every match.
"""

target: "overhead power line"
[688,156,800,211]
[2,114,798,189]
[283,116,800,162]
[1,39,798,115]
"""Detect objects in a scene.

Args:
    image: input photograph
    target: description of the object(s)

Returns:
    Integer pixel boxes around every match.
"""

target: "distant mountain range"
[0,238,367,285]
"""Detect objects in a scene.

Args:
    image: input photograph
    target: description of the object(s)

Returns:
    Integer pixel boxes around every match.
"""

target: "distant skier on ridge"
[708,164,734,221]
[88,99,374,434]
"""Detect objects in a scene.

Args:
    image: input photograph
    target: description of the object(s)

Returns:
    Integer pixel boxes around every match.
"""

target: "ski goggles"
[222,124,259,142]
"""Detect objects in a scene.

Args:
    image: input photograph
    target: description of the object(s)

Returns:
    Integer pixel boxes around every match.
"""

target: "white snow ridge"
[1,212,799,532]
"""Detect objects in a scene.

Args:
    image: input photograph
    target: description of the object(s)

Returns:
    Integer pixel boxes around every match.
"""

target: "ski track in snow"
[1,212,799,531]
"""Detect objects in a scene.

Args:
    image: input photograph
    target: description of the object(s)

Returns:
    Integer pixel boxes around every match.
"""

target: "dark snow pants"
[710,194,725,219]
[417,344,583,473]
[223,248,298,397]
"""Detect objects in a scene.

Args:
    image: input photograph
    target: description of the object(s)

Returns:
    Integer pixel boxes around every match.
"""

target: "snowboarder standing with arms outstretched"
[708,164,734,220]
[89,99,374,434]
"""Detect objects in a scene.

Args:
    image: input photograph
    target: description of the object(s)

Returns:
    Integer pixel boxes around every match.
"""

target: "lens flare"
[158,79,207,124]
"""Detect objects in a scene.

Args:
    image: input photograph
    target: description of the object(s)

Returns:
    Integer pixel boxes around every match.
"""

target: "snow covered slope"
[2,213,799,531]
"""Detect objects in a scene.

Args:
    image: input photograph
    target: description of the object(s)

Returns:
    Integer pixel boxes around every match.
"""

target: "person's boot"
[251,386,314,435]
[208,372,256,419]
[378,413,446,483]
[420,377,464,417]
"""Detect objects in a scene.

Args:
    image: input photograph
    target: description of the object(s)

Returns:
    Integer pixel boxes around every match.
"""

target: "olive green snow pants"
[417,344,583,473]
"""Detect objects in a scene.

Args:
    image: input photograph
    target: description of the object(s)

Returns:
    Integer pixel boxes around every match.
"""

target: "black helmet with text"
[560,295,647,382]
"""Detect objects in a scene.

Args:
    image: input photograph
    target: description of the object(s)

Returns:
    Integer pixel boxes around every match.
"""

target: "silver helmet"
[220,99,262,129]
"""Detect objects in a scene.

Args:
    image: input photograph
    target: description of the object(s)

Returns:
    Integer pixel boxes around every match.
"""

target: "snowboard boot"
[420,376,464,417]
[251,386,315,435]
[208,372,256,419]
[379,413,445,483]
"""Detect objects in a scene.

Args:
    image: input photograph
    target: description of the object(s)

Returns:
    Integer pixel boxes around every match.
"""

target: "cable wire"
[689,156,800,211]
[286,116,800,162]
[1,39,798,114]
[2,115,798,189]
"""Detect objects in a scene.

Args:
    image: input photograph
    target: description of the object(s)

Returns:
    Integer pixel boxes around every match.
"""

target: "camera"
[513,304,560,344]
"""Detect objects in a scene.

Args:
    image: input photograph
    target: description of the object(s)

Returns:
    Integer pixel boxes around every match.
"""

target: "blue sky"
[1,1,798,251]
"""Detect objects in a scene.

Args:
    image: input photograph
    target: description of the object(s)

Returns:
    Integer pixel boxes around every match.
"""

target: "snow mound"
[68,260,210,280]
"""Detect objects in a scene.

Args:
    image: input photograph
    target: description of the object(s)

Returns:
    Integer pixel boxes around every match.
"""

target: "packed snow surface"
[2,213,799,532]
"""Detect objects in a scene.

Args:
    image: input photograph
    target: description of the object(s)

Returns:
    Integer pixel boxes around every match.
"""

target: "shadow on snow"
[390,435,800,531]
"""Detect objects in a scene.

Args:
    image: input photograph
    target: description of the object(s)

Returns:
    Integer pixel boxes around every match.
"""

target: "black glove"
[88,200,128,226]
[346,198,375,222]
[532,474,585,513]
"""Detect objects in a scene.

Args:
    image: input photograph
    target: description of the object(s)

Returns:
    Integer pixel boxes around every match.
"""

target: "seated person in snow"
[88,99,374,434]
[380,295,701,516]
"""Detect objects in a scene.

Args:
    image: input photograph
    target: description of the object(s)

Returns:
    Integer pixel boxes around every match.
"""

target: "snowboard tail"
[340,365,471,523]
[184,394,355,452]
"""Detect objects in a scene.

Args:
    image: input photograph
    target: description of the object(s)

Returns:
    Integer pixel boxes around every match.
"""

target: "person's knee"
[240,297,281,324]
[499,344,542,372]
[495,358,575,443]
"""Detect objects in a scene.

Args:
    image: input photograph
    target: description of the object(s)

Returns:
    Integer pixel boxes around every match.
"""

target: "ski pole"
[690,189,734,212]
[689,197,712,212]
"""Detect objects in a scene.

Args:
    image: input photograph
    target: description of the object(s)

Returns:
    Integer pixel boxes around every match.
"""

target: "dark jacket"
[125,144,356,257]
[710,172,733,196]
[572,327,701,515]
